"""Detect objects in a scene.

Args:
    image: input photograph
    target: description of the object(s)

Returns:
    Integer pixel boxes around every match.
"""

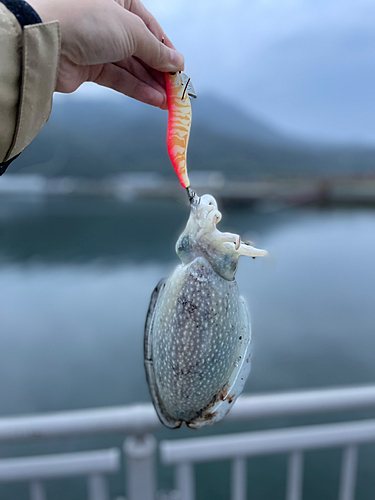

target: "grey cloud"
[79,0,375,144]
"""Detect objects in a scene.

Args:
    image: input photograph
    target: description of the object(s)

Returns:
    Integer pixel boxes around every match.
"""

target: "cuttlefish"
[144,191,267,428]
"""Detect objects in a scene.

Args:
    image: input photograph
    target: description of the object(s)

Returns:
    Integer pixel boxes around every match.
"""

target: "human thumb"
[122,10,184,72]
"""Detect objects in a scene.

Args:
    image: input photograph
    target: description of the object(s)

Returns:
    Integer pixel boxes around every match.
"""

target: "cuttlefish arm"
[217,232,242,250]
[236,241,268,257]
[221,237,267,257]
[210,229,268,257]
[186,191,268,277]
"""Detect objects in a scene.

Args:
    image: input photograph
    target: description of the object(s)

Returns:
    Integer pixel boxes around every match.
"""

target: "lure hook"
[187,187,200,206]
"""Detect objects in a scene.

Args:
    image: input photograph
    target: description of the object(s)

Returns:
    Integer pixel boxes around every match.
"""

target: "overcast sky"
[68,0,375,145]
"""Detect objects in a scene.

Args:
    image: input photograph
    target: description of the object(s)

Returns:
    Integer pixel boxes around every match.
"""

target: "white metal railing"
[0,404,160,442]
[1,384,375,443]
[0,449,120,500]
[161,419,375,500]
[0,384,374,500]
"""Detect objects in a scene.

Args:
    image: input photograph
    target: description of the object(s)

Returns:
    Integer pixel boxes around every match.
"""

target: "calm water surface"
[0,196,374,499]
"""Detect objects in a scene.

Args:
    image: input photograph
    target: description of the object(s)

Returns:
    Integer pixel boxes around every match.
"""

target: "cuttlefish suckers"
[144,193,267,429]
[165,72,196,189]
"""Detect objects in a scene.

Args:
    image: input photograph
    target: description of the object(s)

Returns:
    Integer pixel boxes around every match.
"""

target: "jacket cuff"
[0,0,42,28]
[0,2,60,173]
[4,21,60,163]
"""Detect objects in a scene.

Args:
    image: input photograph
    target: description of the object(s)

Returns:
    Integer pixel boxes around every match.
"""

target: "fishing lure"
[144,192,267,428]
[165,71,196,189]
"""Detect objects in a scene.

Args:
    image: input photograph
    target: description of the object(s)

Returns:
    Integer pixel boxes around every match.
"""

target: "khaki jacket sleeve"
[0,3,60,166]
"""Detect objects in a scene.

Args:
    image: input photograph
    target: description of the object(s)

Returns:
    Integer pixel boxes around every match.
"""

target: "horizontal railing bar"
[226,384,375,422]
[160,418,375,464]
[0,405,160,442]
[0,449,120,482]
[0,385,374,442]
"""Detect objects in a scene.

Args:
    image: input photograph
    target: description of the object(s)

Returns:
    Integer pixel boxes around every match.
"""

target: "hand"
[28,0,185,109]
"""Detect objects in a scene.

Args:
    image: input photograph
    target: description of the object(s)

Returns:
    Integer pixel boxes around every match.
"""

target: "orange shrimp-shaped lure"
[165,72,196,189]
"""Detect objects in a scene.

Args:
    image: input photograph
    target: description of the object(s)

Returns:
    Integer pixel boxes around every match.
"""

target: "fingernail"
[170,49,184,70]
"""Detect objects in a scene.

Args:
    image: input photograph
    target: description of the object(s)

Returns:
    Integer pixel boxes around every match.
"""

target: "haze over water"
[0,196,374,499]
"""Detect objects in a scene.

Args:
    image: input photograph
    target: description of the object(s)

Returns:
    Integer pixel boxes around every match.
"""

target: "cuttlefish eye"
[201,194,217,208]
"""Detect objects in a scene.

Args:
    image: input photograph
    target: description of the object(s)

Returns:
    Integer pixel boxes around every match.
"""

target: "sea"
[0,194,374,500]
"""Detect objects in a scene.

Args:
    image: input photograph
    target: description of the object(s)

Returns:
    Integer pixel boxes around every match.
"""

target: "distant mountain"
[9,93,375,179]
[191,95,285,144]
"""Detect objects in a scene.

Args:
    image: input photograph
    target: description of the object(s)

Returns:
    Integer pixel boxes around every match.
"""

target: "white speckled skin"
[144,193,267,428]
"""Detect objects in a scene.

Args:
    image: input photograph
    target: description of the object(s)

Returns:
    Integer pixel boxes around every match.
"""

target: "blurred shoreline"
[1,171,375,208]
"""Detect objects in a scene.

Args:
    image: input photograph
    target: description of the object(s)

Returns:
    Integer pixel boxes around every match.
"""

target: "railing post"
[338,445,358,500]
[286,451,304,500]
[29,481,46,500]
[231,457,247,500]
[87,474,109,500]
[175,463,195,500]
[124,434,156,500]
